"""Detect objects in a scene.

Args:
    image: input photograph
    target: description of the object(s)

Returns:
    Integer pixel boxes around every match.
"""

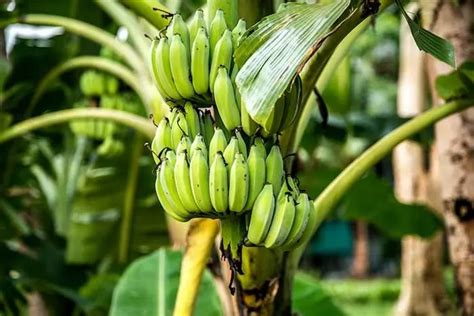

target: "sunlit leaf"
[110,249,223,316]
[235,1,350,124]
[396,0,455,67]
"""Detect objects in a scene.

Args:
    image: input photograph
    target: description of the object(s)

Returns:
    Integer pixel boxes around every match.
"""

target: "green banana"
[247,184,275,245]
[290,199,317,249]
[264,193,296,248]
[263,96,285,135]
[190,134,208,161]
[240,97,258,136]
[151,118,172,163]
[279,75,302,131]
[174,151,200,213]
[209,127,228,164]
[166,14,190,56]
[210,30,233,93]
[209,152,229,213]
[159,157,190,219]
[243,140,266,210]
[190,149,213,212]
[228,153,249,212]
[234,129,248,159]
[152,38,182,100]
[176,135,192,154]
[155,169,187,222]
[208,0,237,30]
[214,66,241,131]
[169,34,195,99]
[266,145,284,194]
[209,10,227,57]
[200,110,215,147]
[189,9,206,45]
[231,19,247,48]
[223,136,240,170]
[191,27,210,95]
[170,111,189,149]
[184,102,201,138]
[281,192,311,249]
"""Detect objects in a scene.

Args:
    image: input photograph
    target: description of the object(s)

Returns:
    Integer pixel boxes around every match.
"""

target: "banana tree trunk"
[393,6,450,315]
[423,1,474,315]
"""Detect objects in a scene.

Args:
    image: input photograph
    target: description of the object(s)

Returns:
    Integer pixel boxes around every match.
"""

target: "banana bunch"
[80,70,119,96]
[70,99,115,140]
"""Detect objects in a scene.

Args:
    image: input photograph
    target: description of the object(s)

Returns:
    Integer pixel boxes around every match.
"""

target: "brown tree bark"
[351,221,370,278]
[393,7,450,315]
[423,1,474,315]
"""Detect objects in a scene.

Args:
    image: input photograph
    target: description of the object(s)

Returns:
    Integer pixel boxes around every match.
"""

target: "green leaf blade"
[235,1,350,124]
[397,1,456,67]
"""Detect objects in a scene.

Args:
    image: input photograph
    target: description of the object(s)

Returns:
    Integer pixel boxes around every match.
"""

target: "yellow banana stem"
[173,219,220,316]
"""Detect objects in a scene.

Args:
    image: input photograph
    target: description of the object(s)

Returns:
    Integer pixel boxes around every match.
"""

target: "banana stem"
[0,108,155,144]
[120,0,172,30]
[291,98,474,263]
[28,56,152,115]
[95,0,149,61]
[18,14,146,75]
[118,135,144,264]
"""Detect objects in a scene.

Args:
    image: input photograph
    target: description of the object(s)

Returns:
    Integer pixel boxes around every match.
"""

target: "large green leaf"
[110,249,223,316]
[235,1,350,124]
[436,61,474,100]
[292,272,345,316]
[396,0,455,67]
[299,168,443,238]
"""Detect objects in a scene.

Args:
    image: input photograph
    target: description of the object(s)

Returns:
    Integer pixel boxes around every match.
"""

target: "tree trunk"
[393,7,450,315]
[351,221,369,278]
[424,1,474,315]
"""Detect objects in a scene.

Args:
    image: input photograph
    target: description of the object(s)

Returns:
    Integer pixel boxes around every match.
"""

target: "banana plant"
[1,0,473,315]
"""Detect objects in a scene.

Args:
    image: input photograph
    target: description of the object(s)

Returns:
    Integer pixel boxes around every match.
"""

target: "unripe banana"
[228,153,249,212]
[266,145,285,194]
[209,127,228,164]
[240,97,258,136]
[190,134,208,161]
[247,184,275,244]
[166,14,190,56]
[191,27,210,95]
[176,136,192,154]
[159,157,190,219]
[169,34,195,99]
[210,30,233,93]
[223,136,240,170]
[234,129,248,159]
[151,38,182,100]
[151,118,172,163]
[184,102,201,138]
[243,141,266,210]
[263,97,285,135]
[214,67,241,131]
[200,110,215,147]
[264,193,296,248]
[290,199,317,249]
[231,19,247,48]
[190,149,213,212]
[171,112,189,149]
[208,0,238,30]
[281,192,311,249]
[189,9,206,46]
[155,168,187,222]
[279,75,302,131]
[209,10,227,57]
[174,151,200,213]
[209,152,229,213]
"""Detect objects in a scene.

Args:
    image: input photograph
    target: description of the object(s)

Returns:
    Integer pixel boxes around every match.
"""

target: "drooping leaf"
[235,1,350,125]
[436,61,474,100]
[293,272,346,316]
[110,249,223,316]
[396,0,455,67]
